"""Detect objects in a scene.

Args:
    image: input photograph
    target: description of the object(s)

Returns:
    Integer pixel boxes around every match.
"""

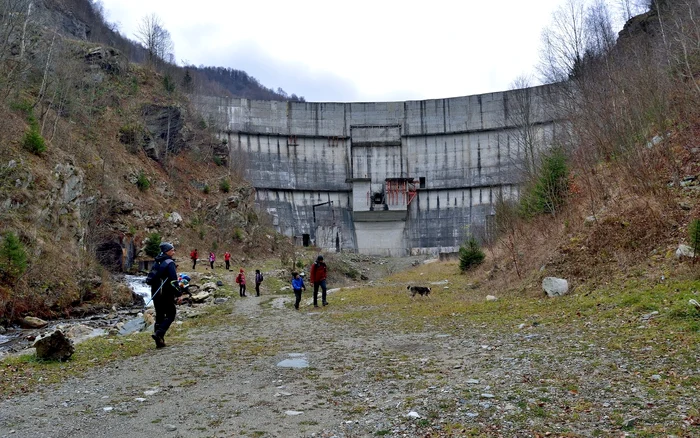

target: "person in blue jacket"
[150,242,182,348]
[291,271,306,310]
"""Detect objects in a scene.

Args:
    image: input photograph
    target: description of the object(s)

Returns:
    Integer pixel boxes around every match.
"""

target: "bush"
[213,156,223,166]
[520,149,569,217]
[203,184,210,194]
[0,231,27,281]
[689,219,700,260]
[220,179,231,193]
[459,236,485,272]
[136,171,150,191]
[144,233,162,258]
[118,124,147,152]
[163,74,176,93]
[23,128,46,154]
[233,228,243,241]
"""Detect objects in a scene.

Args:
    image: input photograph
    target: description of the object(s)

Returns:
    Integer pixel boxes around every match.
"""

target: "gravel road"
[1,281,698,438]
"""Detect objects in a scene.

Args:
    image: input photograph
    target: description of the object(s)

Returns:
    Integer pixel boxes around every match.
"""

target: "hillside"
[38,0,302,101]
[0,19,290,322]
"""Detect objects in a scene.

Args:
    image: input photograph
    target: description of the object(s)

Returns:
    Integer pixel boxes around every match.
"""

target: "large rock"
[675,244,695,259]
[190,291,211,303]
[34,330,74,361]
[542,277,569,297]
[20,316,48,329]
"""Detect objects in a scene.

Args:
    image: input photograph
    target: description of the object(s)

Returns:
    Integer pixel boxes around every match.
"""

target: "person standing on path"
[151,242,182,348]
[209,252,215,270]
[224,251,231,270]
[310,255,328,307]
[236,268,247,297]
[291,271,305,310]
[190,248,198,270]
[255,269,264,296]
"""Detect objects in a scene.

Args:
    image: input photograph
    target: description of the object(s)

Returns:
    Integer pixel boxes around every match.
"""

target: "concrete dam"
[197,85,561,256]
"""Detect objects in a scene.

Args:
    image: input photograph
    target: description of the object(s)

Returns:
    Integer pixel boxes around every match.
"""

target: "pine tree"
[688,219,700,262]
[459,236,485,272]
[0,231,28,281]
[144,232,162,257]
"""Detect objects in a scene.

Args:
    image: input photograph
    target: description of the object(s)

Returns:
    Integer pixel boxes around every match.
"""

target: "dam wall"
[195,85,561,256]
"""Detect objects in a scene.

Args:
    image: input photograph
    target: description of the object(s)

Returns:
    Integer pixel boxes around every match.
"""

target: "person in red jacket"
[224,251,231,270]
[309,255,328,307]
[190,249,198,270]
[235,268,247,297]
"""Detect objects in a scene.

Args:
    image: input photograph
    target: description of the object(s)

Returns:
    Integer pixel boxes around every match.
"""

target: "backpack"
[235,274,242,284]
[145,259,173,286]
[259,273,263,282]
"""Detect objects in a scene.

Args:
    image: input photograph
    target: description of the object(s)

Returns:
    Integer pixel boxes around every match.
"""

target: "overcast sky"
[98,0,622,103]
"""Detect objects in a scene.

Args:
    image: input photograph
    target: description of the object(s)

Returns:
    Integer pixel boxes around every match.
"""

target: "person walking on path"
[255,269,264,296]
[291,271,305,310]
[310,255,328,307]
[209,252,216,270]
[150,242,183,348]
[235,268,247,297]
[224,251,231,270]
[190,248,198,270]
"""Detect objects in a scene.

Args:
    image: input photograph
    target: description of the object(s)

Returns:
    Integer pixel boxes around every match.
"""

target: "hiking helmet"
[160,242,174,253]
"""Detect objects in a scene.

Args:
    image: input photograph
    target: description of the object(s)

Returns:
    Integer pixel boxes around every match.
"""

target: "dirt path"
[1,278,698,437]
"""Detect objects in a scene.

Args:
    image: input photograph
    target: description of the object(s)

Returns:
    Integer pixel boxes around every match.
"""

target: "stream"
[0,275,151,359]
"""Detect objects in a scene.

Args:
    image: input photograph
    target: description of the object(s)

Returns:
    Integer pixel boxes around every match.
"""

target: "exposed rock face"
[34,330,75,361]
[142,104,186,162]
[84,46,128,74]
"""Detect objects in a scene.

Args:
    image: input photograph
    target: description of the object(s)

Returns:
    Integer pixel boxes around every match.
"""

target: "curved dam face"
[196,85,561,256]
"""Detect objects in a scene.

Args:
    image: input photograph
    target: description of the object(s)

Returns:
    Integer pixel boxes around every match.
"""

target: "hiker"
[255,269,264,297]
[209,252,216,269]
[235,268,247,297]
[224,251,231,270]
[291,271,305,310]
[150,242,182,348]
[190,248,198,270]
[310,255,328,307]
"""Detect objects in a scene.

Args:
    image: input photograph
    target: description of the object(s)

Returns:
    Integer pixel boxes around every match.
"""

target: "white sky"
[98,0,623,102]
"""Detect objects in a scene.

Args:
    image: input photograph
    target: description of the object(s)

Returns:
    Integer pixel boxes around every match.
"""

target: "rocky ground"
[1,257,699,438]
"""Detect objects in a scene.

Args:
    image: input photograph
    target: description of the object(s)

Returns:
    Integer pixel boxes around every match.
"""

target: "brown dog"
[407,285,431,297]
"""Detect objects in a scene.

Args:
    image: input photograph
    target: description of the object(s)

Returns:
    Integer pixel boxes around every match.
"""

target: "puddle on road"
[276,352,309,368]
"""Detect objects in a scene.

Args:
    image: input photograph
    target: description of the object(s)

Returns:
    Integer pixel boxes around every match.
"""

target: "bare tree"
[134,13,174,68]
[538,0,588,83]
[506,75,544,181]
[0,0,39,100]
[616,0,649,21]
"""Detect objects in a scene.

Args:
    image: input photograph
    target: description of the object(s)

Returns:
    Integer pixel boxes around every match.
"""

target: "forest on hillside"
[42,0,303,101]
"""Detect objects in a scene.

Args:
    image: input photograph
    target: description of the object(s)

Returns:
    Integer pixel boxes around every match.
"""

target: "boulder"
[118,316,146,336]
[34,330,74,361]
[486,295,498,302]
[675,244,695,258]
[190,291,211,303]
[20,316,48,329]
[542,277,569,297]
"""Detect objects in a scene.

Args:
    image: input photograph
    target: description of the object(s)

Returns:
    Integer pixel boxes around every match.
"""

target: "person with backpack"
[190,248,198,270]
[254,269,264,296]
[235,268,247,297]
[224,251,231,270]
[149,242,182,348]
[209,252,216,270]
[291,271,305,310]
[310,255,328,307]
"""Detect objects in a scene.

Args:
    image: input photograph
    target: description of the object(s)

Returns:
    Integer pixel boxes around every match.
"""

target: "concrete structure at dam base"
[196,86,560,257]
